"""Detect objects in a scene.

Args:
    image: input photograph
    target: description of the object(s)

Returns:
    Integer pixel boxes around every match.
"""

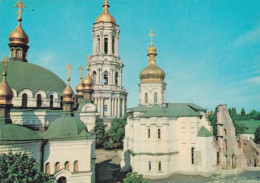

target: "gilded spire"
[62,63,74,103]
[76,66,84,96]
[139,31,165,84]
[15,0,25,23]
[96,0,116,24]
[9,0,29,45]
[82,55,93,90]
[0,56,13,105]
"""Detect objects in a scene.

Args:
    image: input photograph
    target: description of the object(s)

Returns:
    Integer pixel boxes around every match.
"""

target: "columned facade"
[88,1,127,121]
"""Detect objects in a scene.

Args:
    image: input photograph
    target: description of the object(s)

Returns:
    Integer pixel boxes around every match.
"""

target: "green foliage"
[123,172,149,183]
[248,110,260,120]
[94,116,106,148]
[254,125,260,144]
[207,110,217,137]
[0,151,50,183]
[241,108,246,116]
[103,116,127,149]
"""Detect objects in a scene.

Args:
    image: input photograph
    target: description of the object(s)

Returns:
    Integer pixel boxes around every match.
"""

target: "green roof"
[0,62,66,94]
[197,126,212,137]
[0,124,42,144]
[43,115,91,140]
[236,120,260,134]
[128,103,205,118]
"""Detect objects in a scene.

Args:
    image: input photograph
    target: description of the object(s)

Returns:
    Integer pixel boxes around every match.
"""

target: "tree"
[241,108,246,116]
[254,125,260,144]
[103,116,127,149]
[0,151,50,183]
[94,116,106,148]
[123,172,149,183]
[207,111,217,137]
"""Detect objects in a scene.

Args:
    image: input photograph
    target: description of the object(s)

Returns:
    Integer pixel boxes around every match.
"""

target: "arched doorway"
[58,176,67,183]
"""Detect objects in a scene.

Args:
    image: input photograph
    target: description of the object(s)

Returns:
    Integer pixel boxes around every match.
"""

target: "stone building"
[120,32,217,179]
[85,0,128,121]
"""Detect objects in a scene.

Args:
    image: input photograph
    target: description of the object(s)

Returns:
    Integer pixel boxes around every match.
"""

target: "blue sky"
[0,0,259,113]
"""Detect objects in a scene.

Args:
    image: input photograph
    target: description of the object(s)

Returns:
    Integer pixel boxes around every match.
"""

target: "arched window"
[224,129,227,136]
[45,162,50,174]
[148,128,150,138]
[154,92,157,104]
[112,36,115,54]
[158,129,161,139]
[55,162,60,172]
[58,176,67,183]
[65,161,69,170]
[37,94,42,108]
[16,50,22,58]
[224,139,227,151]
[104,37,108,54]
[74,161,79,172]
[97,36,100,53]
[158,161,161,171]
[191,147,195,164]
[148,161,151,171]
[92,71,97,84]
[60,96,63,109]
[104,71,108,85]
[22,93,28,108]
[115,72,118,86]
[145,93,148,104]
[11,49,15,58]
[50,95,53,108]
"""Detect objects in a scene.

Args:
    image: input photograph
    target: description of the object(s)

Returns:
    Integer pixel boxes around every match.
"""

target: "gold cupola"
[0,57,13,105]
[76,66,84,96]
[96,0,116,24]
[139,30,165,84]
[9,0,29,45]
[82,56,93,91]
[62,64,74,103]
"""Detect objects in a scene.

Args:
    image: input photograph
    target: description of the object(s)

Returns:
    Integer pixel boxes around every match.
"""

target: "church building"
[84,0,128,121]
[120,31,217,179]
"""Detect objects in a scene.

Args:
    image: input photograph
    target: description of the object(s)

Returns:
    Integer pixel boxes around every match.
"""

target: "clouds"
[233,27,260,47]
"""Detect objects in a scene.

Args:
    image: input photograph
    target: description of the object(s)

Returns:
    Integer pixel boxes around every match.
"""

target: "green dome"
[0,124,41,144]
[0,62,66,94]
[43,116,90,140]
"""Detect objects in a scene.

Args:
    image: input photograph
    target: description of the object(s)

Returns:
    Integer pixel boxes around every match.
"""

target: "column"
[108,33,112,54]
[109,98,112,117]
[119,72,122,87]
[101,98,103,117]
[115,35,119,56]
[117,98,120,118]
[99,98,102,116]
[113,98,116,117]
[122,98,125,117]
[93,36,97,55]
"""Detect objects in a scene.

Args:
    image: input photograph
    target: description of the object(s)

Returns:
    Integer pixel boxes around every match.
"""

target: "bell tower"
[87,0,127,120]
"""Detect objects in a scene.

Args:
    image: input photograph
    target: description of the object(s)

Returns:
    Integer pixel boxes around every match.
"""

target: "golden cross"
[85,55,91,71]
[85,55,91,63]
[1,56,10,71]
[79,66,83,79]
[65,63,72,78]
[149,29,155,45]
[14,0,25,20]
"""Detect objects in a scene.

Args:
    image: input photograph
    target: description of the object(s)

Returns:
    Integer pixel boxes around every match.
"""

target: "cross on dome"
[85,55,91,71]
[79,66,83,79]
[65,63,72,82]
[149,30,155,45]
[1,56,10,72]
[14,0,25,21]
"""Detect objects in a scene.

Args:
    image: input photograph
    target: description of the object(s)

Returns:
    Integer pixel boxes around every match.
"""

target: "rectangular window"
[158,129,161,139]
[158,161,161,171]
[148,161,151,170]
[148,128,150,138]
[191,147,195,164]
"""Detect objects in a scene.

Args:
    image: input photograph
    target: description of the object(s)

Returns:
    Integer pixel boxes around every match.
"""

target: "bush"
[254,125,260,144]
[94,116,106,148]
[0,151,51,183]
[123,172,149,183]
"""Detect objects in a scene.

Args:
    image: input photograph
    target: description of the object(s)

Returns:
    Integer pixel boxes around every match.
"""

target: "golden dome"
[0,71,14,105]
[139,40,165,84]
[82,63,93,90]
[96,0,116,24]
[9,22,29,45]
[76,80,84,96]
[62,78,74,103]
